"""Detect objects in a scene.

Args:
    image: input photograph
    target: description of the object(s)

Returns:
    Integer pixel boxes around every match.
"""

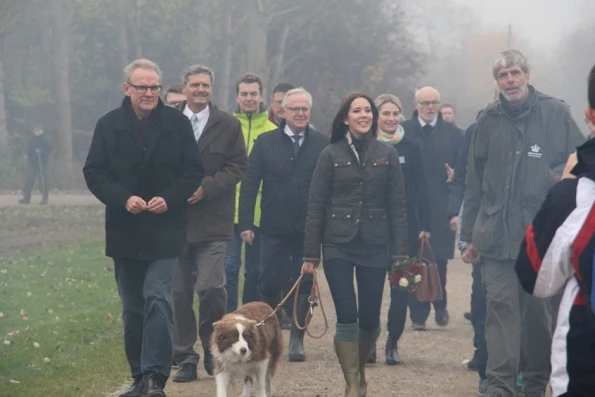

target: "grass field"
[0,240,131,397]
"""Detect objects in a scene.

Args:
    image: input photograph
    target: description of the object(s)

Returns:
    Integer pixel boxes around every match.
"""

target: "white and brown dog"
[211,301,283,397]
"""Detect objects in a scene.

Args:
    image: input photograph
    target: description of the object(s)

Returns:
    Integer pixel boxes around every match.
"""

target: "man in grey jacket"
[461,50,585,397]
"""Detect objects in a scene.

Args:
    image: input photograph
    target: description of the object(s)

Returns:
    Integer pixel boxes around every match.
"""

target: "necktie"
[423,124,433,136]
[191,114,200,141]
[291,134,301,157]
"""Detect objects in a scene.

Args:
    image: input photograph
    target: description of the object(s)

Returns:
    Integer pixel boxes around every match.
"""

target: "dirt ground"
[162,259,482,397]
[0,192,104,258]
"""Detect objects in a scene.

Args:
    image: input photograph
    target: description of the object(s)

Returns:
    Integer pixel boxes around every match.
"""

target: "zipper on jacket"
[247,114,253,152]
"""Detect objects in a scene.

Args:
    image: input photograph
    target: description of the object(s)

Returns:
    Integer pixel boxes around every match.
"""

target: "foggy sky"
[453,0,585,49]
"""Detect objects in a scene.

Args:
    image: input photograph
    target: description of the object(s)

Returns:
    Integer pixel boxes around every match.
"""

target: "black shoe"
[203,348,215,376]
[366,342,377,364]
[435,308,450,327]
[119,378,144,397]
[18,198,30,205]
[173,363,197,383]
[143,374,166,397]
[464,311,472,321]
[385,340,401,366]
[288,296,308,362]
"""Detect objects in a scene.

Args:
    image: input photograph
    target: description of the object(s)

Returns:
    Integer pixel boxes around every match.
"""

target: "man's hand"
[561,152,578,180]
[126,196,148,214]
[449,216,459,232]
[187,186,206,204]
[240,230,255,245]
[301,261,316,275]
[419,231,431,239]
[147,197,168,214]
[445,163,454,183]
[462,243,480,264]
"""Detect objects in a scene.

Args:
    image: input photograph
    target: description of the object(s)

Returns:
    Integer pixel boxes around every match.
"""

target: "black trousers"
[408,258,448,324]
[23,160,49,201]
[324,258,386,332]
[259,233,311,306]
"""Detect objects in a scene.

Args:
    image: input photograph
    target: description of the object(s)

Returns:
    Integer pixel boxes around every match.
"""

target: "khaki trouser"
[483,258,552,396]
[172,241,227,366]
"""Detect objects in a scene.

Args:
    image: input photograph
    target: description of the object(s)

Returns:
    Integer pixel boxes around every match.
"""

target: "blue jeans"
[472,262,488,379]
[224,225,261,312]
[114,257,176,382]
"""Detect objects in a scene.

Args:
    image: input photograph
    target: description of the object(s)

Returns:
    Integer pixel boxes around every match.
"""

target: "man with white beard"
[461,50,585,397]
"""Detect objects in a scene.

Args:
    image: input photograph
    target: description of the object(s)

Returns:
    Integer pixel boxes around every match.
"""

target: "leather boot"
[384,335,400,365]
[334,339,360,397]
[288,295,308,362]
[358,330,379,397]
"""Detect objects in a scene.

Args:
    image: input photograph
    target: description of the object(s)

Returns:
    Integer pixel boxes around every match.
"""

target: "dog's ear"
[246,319,258,326]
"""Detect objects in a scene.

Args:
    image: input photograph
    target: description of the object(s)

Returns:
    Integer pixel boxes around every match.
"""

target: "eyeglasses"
[417,101,440,107]
[285,106,310,114]
[128,83,162,94]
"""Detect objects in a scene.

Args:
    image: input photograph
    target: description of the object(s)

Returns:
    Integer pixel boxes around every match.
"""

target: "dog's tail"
[268,325,284,377]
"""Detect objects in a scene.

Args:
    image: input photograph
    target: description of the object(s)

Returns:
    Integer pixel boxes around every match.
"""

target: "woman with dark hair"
[301,92,408,397]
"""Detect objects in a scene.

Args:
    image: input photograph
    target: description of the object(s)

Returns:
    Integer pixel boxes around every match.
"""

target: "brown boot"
[334,339,360,397]
[358,330,379,397]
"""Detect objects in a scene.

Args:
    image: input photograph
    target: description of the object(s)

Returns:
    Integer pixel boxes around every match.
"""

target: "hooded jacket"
[461,86,586,260]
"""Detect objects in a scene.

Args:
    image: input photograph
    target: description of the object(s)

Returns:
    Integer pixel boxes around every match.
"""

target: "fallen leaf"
[43,357,50,362]
[33,342,40,348]
[4,340,10,345]
[26,292,32,297]
[0,312,4,318]
[9,380,20,384]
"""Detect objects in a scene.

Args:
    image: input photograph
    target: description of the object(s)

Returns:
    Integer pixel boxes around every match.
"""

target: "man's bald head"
[415,86,441,123]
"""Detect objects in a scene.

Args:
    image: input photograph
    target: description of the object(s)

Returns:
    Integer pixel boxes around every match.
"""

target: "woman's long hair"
[329,92,379,144]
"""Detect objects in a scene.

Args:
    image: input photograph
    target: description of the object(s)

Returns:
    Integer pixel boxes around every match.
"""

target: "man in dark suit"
[83,58,204,397]
[402,86,461,329]
[19,125,52,205]
[239,87,327,362]
[171,64,248,383]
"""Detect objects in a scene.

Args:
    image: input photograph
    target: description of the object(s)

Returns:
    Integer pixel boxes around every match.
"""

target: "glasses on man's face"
[285,106,310,114]
[128,83,162,94]
[417,100,440,107]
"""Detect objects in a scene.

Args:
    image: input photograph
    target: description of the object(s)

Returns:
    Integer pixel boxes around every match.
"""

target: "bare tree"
[51,0,74,175]
[0,31,8,147]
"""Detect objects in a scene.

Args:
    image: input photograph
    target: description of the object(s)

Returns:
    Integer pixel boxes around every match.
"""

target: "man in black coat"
[83,59,203,397]
[402,86,461,329]
[239,87,327,362]
[19,126,52,205]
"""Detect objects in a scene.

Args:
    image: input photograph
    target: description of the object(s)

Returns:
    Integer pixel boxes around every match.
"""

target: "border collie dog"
[211,301,284,397]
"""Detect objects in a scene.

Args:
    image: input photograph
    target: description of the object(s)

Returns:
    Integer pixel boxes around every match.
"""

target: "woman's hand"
[301,261,317,274]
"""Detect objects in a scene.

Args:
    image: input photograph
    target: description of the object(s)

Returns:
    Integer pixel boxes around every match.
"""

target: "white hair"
[282,87,313,107]
[124,58,162,83]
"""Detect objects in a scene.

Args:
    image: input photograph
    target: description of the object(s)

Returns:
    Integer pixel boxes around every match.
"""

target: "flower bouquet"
[388,257,424,293]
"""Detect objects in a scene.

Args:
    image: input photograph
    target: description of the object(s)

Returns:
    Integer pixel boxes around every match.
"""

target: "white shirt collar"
[418,115,437,127]
[183,104,210,121]
[284,124,305,137]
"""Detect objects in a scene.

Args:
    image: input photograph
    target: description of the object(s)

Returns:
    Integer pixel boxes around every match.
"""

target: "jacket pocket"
[472,204,504,253]
[325,206,354,239]
[361,208,389,244]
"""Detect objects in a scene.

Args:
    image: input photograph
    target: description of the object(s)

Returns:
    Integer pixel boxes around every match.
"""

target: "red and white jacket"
[516,176,595,397]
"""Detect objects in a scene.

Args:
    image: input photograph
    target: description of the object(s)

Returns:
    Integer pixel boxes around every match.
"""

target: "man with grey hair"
[461,50,585,397]
[239,87,327,362]
[84,58,203,397]
[171,64,248,383]
[401,86,461,331]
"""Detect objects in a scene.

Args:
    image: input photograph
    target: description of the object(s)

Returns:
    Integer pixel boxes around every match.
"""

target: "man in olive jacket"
[461,50,585,397]
[171,65,248,382]
[83,59,204,397]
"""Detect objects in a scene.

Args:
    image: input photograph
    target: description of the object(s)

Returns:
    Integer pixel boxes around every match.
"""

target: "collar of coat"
[572,138,595,179]
[345,131,375,164]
